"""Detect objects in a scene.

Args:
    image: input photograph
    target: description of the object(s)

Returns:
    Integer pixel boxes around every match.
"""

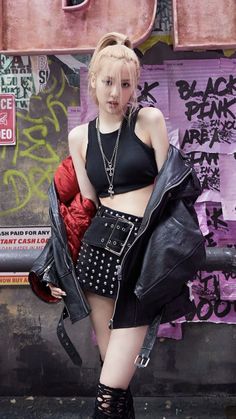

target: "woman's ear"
[91,72,96,89]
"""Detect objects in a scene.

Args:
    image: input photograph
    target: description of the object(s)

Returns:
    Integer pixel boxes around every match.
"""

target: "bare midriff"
[100,183,154,217]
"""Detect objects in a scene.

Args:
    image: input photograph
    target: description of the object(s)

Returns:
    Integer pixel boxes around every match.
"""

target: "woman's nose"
[110,84,119,97]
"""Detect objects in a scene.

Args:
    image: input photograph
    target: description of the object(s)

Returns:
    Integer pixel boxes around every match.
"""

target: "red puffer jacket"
[54,155,96,263]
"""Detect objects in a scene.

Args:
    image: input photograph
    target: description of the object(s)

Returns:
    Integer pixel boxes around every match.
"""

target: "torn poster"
[165,58,236,154]
[219,153,236,221]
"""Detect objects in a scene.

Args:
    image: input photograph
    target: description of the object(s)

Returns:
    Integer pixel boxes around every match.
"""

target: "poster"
[0,226,50,285]
[165,59,236,154]
[0,94,16,145]
[0,55,33,110]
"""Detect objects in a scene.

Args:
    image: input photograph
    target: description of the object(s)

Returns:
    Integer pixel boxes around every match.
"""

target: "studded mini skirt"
[75,205,142,299]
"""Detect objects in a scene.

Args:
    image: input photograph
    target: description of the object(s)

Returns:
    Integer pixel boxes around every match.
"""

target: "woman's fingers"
[48,283,66,299]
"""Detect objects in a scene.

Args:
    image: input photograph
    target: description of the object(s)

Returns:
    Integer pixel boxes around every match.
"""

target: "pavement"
[0,396,236,419]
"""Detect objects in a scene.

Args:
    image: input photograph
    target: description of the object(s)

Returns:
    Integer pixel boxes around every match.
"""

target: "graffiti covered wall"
[0,55,80,225]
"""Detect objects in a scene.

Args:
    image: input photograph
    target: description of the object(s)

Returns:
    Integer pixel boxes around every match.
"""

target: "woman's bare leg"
[85,290,148,387]
[85,291,114,361]
[86,291,146,417]
[100,325,148,389]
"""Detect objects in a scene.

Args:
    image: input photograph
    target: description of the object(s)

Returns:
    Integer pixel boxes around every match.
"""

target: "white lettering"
[0,97,13,109]
[0,129,12,139]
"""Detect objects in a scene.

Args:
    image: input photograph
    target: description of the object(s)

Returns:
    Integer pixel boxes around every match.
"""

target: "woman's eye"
[103,79,112,86]
[122,82,130,88]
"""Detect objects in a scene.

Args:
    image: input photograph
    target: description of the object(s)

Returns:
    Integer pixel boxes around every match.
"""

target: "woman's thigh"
[100,325,148,389]
[85,291,115,360]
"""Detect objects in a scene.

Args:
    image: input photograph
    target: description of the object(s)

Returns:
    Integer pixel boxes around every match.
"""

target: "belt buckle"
[134,354,150,368]
[105,217,134,256]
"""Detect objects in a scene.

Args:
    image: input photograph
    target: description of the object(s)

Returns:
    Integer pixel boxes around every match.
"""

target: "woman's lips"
[108,101,118,106]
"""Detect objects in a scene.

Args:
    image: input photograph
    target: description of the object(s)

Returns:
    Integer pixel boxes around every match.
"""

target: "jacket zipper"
[109,167,192,326]
[109,277,121,329]
[40,259,54,277]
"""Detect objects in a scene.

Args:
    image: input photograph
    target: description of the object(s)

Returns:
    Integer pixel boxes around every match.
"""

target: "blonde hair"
[88,32,140,114]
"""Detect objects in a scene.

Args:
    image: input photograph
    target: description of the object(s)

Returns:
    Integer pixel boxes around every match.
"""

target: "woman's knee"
[100,325,148,388]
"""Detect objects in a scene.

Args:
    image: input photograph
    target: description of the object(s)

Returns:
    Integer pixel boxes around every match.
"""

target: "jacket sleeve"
[28,238,61,304]
[171,162,202,203]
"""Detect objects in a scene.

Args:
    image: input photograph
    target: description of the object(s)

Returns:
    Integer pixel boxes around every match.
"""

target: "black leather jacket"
[29,145,205,325]
[113,144,206,324]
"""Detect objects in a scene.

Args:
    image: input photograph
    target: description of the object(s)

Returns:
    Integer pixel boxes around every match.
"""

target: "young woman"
[49,32,169,417]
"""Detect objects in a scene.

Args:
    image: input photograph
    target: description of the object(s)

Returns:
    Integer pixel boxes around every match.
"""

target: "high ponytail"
[93,32,133,53]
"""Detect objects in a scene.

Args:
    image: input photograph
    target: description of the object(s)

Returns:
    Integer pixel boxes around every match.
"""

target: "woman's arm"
[68,123,99,208]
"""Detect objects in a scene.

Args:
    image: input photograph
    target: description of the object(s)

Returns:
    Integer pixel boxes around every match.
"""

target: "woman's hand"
[48,283,67,299]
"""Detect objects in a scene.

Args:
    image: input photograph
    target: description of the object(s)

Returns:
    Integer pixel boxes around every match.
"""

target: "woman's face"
[92,59,135,115]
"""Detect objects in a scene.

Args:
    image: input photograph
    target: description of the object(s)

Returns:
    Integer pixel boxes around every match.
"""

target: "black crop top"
[85,110,158,197]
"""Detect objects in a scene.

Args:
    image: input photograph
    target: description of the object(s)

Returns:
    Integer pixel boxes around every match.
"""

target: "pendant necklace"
[96,118,123,198]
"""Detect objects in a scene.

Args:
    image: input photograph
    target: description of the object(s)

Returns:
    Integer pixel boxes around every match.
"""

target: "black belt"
[57,306,164,368]
[134,311,163,368]
[82,211,139,256]
[57,307,82,366]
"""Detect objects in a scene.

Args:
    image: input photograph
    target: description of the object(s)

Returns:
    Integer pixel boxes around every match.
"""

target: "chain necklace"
[96,118,123,198]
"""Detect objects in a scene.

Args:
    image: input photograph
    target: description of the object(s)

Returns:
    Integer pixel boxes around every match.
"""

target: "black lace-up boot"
[93,381,135,418]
